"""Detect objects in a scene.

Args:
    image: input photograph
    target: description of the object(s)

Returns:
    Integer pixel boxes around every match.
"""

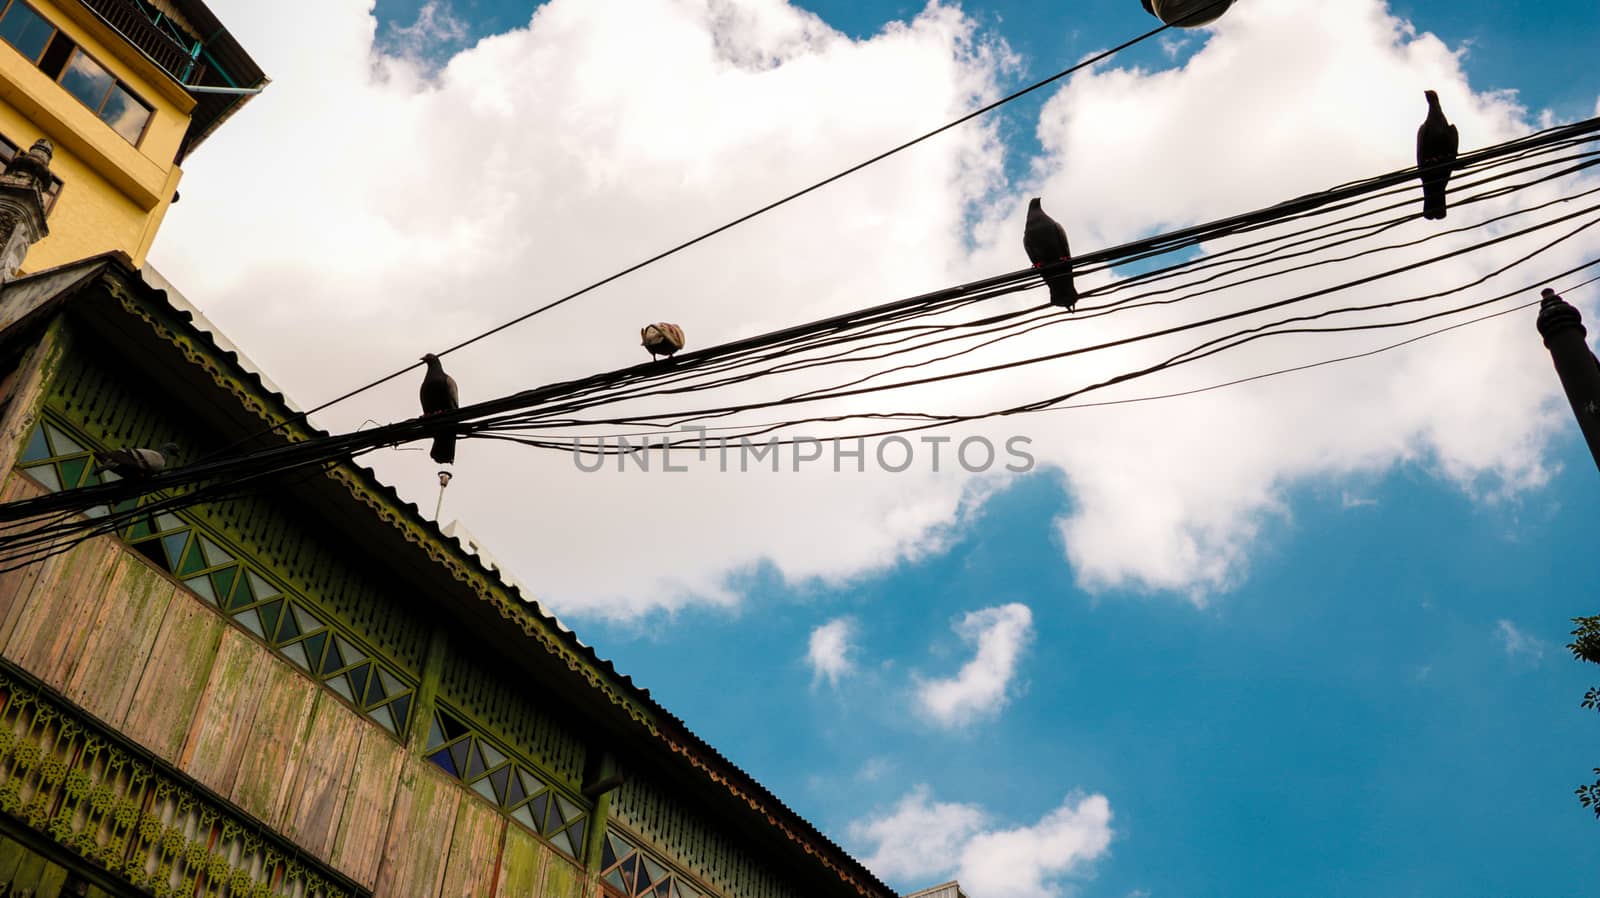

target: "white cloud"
[984,0,1593,600]
[151,0,1600,619]
[916,603,1032,727]
[856,756,893,782]
[852,785,987,880]
[808,616,858,686]
[850,785,1113,898]
[1340,492,1378,509]
[159,0,1011,619]
[1496,619,1545,662]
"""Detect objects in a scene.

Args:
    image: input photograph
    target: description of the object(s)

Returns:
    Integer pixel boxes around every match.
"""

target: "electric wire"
[199,4,1216,461]
[455,124,1600,423]
[472,193,1600,433]
[523,258,1600,457]
[1,113,1596,555]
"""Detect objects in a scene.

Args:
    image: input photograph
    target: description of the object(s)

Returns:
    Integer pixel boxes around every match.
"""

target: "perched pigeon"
[1417,89,1459,220]
[419,353,459,465]
[92,442,178,479]
[1022,198,1079,310]
[641,323,685,361]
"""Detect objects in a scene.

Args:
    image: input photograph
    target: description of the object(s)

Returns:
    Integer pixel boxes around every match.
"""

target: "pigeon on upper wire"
[1023,198,1079,310]
[1417,89,1459,220]
[419,353,459,465]
[92,442,178,479]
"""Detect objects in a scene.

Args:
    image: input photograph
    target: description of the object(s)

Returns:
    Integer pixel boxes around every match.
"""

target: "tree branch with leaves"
[1571,616,1600,818]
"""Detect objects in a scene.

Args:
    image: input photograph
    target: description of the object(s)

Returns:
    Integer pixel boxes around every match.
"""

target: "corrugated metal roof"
[903,882,966,898]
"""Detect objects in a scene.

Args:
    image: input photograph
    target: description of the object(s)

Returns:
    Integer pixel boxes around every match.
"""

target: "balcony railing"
[78,0,203,85]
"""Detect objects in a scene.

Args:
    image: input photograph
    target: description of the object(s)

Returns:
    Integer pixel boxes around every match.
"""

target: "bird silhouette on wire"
[419,353,459,465]
[1023,198,1079,310]
[1417,89,1459,220]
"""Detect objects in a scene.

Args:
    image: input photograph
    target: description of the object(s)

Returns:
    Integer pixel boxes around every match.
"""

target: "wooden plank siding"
[542,848,592,898]
[493,824,547,898]
[229,646,320,823]
[120,573,228,760]
[63,552,178,724]
[373,758,463,897]
[280,692,364,863]
[329,725,408,888]
[494,822,593,898]
[0,524,617,898]
[0,523,120,691]
[439,792,508,898]
[177,626,276,796]
[0,475,52,649]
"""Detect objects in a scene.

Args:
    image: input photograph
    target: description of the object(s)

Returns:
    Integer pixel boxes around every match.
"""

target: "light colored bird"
[1023,198,1079,310]
[641,323,685,361]
[419,353,459,465]
[92,442,178,479]
[1417,89,1459,220]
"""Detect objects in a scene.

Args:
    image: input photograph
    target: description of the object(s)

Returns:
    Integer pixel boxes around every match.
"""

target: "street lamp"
[1141,0,1237,27]
[1536,288,1600,475]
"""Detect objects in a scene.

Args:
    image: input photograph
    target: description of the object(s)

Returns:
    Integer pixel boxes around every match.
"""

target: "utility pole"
[1536,288,1600,474]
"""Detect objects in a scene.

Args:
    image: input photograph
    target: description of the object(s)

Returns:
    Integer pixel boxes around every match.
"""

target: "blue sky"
[373,0,1598,114]
[359,0,1597,894]
[198,2,1599,896]
[609,448,1600,898]
[373,0,1600,187]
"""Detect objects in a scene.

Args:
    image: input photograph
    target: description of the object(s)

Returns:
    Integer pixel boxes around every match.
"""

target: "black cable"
[479,192,1600,445]
[384,120,1600,425]
[535,260,1600,456]
[4,113,1597,534]
[477,196,1600,434]
[460,127,1600,425]
[198,8,1203,462]
[1048,270,1600,413]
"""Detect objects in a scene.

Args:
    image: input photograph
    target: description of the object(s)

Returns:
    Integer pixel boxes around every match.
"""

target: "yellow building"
[0,0,264,270]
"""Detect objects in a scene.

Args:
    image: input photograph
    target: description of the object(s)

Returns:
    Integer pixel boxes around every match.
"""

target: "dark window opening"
[37,29,70,78]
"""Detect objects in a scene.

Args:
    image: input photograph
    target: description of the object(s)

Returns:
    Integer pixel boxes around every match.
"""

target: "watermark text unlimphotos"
[571,426,1034,474]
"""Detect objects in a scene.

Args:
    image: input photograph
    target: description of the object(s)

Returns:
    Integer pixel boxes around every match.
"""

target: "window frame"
[0,0,56,65]
[422,700,595,861]
[56,42,153,145]
[598,824,719,898]
[0,0,155,147]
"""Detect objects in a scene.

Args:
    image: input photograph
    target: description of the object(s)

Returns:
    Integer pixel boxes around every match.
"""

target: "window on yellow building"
[0,0,153,145]
[0,0,49,60]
